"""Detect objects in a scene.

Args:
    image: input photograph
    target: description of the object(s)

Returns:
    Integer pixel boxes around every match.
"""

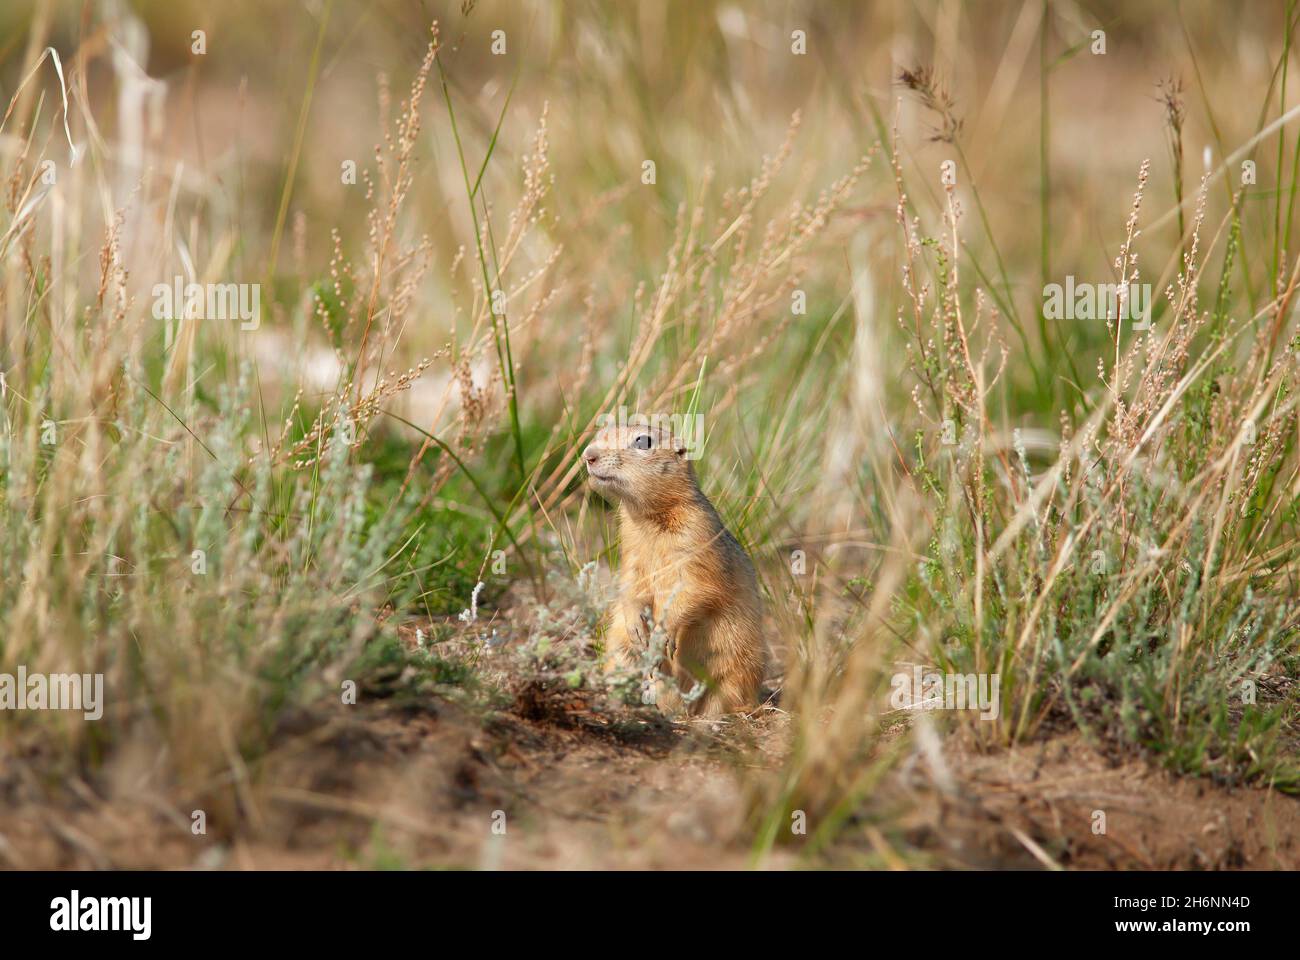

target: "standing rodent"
[583,421,765,716]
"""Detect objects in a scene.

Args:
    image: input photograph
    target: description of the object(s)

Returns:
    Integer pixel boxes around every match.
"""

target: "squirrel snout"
[582,446,600,466]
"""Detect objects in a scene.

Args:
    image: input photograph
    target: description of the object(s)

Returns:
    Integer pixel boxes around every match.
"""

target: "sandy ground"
[2,681,1297,870]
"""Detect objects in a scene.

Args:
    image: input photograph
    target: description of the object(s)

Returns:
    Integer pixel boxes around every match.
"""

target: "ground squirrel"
[583,422,765,716]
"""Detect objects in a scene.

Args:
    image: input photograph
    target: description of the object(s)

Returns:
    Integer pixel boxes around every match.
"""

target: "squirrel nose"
[583,446,599,466]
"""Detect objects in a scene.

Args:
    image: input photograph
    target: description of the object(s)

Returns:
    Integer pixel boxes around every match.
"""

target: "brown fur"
[583,422,765,716]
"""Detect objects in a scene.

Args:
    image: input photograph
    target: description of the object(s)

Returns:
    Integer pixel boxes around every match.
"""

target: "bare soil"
[1,686,1296,870]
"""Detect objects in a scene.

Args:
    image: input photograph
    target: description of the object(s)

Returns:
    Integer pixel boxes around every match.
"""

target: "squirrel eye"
[631,434,652,450]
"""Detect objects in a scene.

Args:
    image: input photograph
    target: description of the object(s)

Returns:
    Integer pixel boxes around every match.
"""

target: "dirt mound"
[882,732,1300,869]
[2,693,1294,869]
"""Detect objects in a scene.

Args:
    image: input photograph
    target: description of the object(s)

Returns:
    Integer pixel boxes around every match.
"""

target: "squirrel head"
[582,421,697,518]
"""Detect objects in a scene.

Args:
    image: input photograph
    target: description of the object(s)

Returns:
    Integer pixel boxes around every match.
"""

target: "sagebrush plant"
[0,27,474,817]
[753,79,1300,864]
[900,165,1300,784]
